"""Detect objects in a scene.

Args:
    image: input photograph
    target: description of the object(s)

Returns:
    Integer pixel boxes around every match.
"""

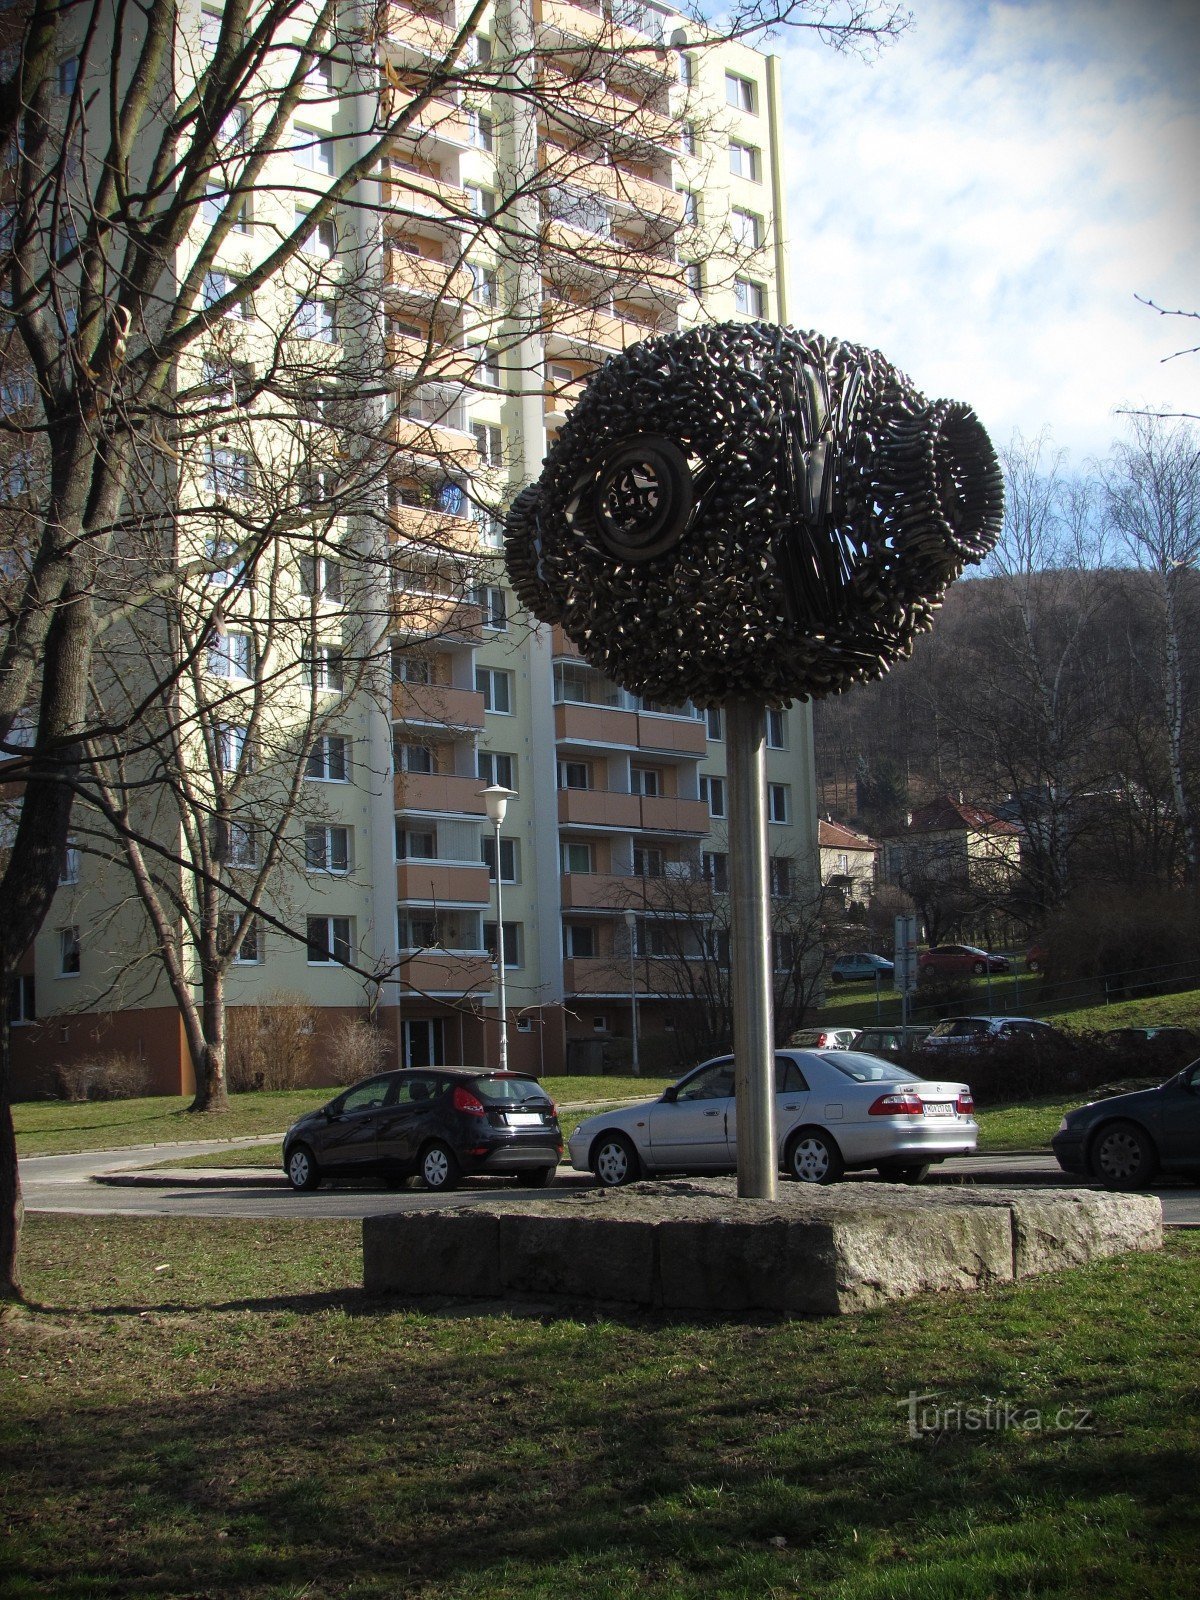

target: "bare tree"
[1104,415,1200,884]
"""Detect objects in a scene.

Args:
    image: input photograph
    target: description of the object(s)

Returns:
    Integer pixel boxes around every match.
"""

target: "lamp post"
[479,784,516,1071]
[623,907,640,1078]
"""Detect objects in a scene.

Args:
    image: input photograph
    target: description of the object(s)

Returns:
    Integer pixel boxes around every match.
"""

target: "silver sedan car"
[568,1049,977,1186]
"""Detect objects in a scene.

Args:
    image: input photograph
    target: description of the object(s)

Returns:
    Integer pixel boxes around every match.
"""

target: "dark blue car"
[1052,1060,1200,1189]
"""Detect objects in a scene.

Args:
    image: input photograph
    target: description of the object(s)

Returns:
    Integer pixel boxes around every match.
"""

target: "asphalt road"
[20,1142,1200,1225]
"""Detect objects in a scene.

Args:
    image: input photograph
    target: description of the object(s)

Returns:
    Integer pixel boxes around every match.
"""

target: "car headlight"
[1056,1116,1071,1134]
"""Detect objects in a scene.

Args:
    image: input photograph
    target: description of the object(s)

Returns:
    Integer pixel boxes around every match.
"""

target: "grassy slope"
[816,978,1200,1034]
[3,1214,1197,1599]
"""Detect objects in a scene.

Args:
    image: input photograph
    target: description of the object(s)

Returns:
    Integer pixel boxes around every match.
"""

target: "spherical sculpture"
[505,323,1004,706]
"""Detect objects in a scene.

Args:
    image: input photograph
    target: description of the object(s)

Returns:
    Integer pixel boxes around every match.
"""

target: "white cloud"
[776,0,1200,461]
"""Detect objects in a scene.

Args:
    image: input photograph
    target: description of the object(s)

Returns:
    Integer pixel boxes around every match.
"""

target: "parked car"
[1103,1026,1198,1048]
[919,944,1012,977]
[1052,1060,1200,1189]
[568,1049,977,1187]
[1025,942,1049,974]
[283,1067,562,1193]
[851,1024,933,1054]
[787,1026,859,1049]
[922,1015,1058,1049]
[829,951,895,984]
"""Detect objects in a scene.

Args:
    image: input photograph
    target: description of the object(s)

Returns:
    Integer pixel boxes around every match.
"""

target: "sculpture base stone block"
[361,1180,1162,1317]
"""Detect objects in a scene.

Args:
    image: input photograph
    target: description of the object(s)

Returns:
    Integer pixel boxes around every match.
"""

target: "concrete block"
[362,1209,502,1298]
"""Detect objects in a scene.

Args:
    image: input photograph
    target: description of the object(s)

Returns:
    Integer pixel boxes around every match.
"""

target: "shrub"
[325,1017,390,1084]
[53,1052,152,1101]
[226,993,316,1092]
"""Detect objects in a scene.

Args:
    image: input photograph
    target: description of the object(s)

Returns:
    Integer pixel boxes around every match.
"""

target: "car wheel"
[972,959,986,974]
[286,1144,320,1193]
[516,1167,556,1188]
[787,1128,844,1185]
[877,1164,931,1185]
[830,972,845,984]
[1089,1121,1158,1190]
[1027,957,1042,973]
[591,1132,640,1188]
[420,1142,461,1192]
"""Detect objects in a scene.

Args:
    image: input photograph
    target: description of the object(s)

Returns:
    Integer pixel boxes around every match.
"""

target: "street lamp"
[479,783,516,1071]
[623,907,640,1078]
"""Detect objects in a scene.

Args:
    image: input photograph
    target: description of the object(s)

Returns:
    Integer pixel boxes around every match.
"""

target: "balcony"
[383,0,457,61]
[399,948,494,996]
[557,787,643,829]
[386,246,474,306]
[382,161,474,228]
[635,712,706,756]
[554,700,638,749]
[392,683,486,733]
[542,296,667,355]
[560,872,698,911]
[538,0,676,75]
[639,794,711,834]
[392,592,483,643]
[390,504,490,557]
[394,770,490,814]
[538,68,677,151]
[397,862,490,904]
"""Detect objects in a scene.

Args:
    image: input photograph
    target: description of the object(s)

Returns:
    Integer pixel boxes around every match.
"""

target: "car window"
[470,1074,549,1105]
[1183,1061,1200,1090]
[775,1058,809,1093]
[824,1051,906,1083]
[952,1020,987,1036]
[392,1073,442,1105]
[677,1062,736,1101]
[340,1076,395,1113]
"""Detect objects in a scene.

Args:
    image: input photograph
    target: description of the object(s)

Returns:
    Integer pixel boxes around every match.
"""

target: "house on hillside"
[818,819,878,907]
[880,795,1020,893]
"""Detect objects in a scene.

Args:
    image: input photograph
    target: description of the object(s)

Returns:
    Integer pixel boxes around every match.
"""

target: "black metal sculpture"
[505,322,1003,705]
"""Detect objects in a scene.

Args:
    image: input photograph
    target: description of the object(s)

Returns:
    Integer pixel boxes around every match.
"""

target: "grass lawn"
[13,1076,674,1159]
[2,1215,1197,1599]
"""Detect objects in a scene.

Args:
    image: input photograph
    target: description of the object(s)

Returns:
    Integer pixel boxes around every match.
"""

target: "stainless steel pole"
[494,816,508,1072]
[726,697,777,1200]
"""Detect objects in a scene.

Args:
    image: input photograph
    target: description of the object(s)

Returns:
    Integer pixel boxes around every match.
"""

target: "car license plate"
[924,1101,956,1118]
[506,1112,543,1127]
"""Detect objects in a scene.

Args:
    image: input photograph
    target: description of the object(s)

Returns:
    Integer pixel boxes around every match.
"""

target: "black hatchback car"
[283,1067,562,1193]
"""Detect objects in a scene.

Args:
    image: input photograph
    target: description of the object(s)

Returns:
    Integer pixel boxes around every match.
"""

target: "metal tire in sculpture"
[505,322,1004,707]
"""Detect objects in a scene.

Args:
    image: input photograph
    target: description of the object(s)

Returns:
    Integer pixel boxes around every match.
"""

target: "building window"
[472,421,502,465]
[208,631,253,680]
[205,447,253,499]
[728,140,760,181]
[734,278,766,317]
[295,296,335,342]
[481,835,518,883]
[464,185,496,217]
[476,666,512,713]
[221,913,262,965]
[467,109,493,150]
[214,819,259,869]
[731,208,762,249]
[307,646,345,693]
[705,706,724,740]
[306,915,353,965]
[725,72,756,112]
[701,775,726,818]
[678,190,699,225]
[564,923,596,959]
[469,264,497,307]
[8,974,35,1024]
[305,824,351,874]
[557,760,591,791]
[298,211,337,258]
[391,648,432,684]
[474,347,501,387]
[766,707,786,748]
[305,735,349,782]
[299,553,343,603]
[680,123,697,156]
[768,783,790,823]
[58,56,79,96]
[677,51,694,85]
[396,825,437,861]
[474,585,507,630]
[561,840,593,874]
[770,856,791,897]
[682,261,702,296]
[702,850,729,893]
[60,844,81,886]
[216,724,251,774]
[202,269,251,317]
[634,919,672,959]
[199,8,222,54]
[633,844,664,879]
[484,920,522,968]
[59,926,81,976]
[292,125,335,174]
[630,766,661,797]
[478,751,516,789]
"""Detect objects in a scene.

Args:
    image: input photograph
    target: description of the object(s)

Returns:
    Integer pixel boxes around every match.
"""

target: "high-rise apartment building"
[7,0,816,1094]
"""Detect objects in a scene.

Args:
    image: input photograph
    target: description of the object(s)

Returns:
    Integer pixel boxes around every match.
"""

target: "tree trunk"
[189,968,230,1113]
[0,997,23,1302]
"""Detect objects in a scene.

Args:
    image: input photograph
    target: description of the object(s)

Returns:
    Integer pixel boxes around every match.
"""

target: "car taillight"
[868,1091,924,1116]
[957,1090,975,1115]
[453,1086,487,1117]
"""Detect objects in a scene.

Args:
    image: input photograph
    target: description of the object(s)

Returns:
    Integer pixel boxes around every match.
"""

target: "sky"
[775,0,1200,464]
